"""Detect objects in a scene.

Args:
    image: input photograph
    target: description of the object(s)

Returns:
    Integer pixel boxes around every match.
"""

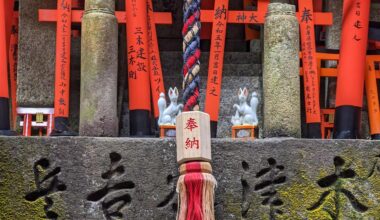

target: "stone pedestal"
[263,3,301,137]
[1,137,380,219]
[79,0,118,136]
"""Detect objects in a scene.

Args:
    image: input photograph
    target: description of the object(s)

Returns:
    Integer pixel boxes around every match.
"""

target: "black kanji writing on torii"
[157,174,178,212]
[308,156,368,219]
[301,7,312,23]
[128,70,137,79]
[214,4,227,20]
[353,34,361,41]
[137,48,146,59]
[209,87,218,96]
[136,35,144,45]
[129,55,136,65]
[249,13,258,23]
[137,62,147,72]
[254,158,286,220]
[87,152,135,220]
[354,20,363,29]
[236,13,246,22]
[60,0,70,11]
[134,27,143,35]
[24,158,67,220]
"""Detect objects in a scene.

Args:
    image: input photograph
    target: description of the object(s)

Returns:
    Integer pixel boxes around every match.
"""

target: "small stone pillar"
[263,3,301,137]
[79,0,118,136]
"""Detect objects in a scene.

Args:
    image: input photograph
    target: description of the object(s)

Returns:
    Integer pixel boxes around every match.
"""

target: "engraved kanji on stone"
[87,152,135,220]
[24,158,67,219]
[308,156,368,219]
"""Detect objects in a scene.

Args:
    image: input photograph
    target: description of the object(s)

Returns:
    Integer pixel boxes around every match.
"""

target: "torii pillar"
[0,0,15,136]
[334,0,371,139]
[80,0,118,136]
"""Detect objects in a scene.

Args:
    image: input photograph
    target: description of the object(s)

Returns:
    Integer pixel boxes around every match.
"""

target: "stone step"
[163,65,262,92]
[158,38,250,52]
[163,64,262,83]
[160,51,261,65]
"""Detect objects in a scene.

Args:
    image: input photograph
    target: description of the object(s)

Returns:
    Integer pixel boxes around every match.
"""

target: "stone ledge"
[0,137,379,219]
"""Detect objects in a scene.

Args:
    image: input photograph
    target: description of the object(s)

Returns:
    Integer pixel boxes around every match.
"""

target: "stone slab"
[17,0,56,107]
[1,137,380,219]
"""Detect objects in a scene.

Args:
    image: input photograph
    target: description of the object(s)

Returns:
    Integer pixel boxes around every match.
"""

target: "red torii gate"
[38,1,172,135]
[201,0,333,137]
[0,0,15,135]
[298,0,323,138]
[39,7,171,25]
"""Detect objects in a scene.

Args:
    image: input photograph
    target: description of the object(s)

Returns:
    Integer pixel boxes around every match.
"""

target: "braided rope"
[183,0,201,111]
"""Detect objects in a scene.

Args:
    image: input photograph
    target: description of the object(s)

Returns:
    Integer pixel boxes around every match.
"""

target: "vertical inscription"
[299,0,321,124]
[54,0,72,118]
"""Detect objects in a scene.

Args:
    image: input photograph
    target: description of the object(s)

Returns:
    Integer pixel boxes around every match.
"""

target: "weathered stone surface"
[263,3,301,138]
[17,0,56,107]
[80,1,118,136]
[1,137,380,219]
[370,3,380,22]
[250,39,261,54]
[325,0,343,50]
[85,0,115,11]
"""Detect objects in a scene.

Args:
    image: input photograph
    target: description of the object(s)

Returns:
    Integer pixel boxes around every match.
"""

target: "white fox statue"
[231,88,259,126]
[158,87,184,125]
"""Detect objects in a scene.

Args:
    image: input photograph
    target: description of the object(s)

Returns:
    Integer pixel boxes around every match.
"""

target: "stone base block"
[1,138,380,219]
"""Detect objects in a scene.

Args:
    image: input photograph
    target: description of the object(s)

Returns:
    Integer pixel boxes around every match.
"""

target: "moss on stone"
[277,157,380,219]
[223,193,243,218]
[80,102,97,125]
[0,146,67,219]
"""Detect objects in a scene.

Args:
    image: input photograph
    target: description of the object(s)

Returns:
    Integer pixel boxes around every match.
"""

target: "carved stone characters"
[158,87,183,125]
[231,88,259,126]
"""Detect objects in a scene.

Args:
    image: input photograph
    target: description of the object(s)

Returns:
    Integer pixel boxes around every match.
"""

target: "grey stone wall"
[1,137,380,219]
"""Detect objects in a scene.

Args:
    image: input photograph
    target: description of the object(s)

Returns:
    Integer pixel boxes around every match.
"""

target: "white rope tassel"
[202,173,217,220]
